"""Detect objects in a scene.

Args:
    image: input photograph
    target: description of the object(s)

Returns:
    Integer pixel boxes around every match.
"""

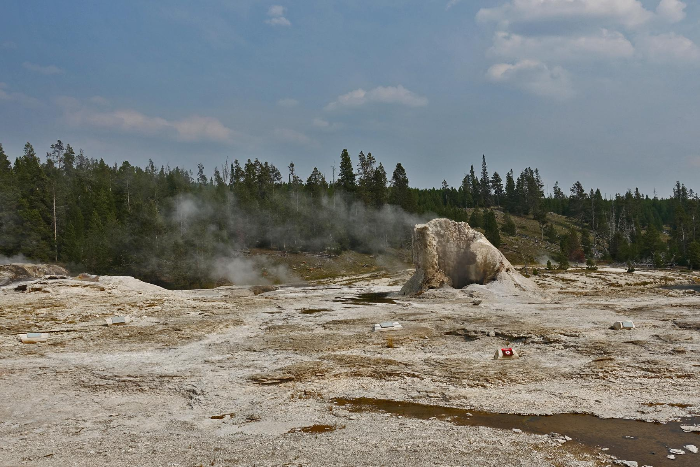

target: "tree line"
[0,141,698,287]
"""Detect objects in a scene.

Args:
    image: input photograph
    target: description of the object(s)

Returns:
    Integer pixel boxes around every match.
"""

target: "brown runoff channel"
[333,398,699,467]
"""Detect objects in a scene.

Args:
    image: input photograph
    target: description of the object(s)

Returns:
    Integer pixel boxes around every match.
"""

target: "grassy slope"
[248,210,583,284]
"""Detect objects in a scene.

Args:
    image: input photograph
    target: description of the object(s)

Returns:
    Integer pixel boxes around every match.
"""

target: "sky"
[1,0,698,197]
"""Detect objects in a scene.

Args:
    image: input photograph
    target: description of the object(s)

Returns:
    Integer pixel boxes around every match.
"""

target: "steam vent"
[400,218,534,295]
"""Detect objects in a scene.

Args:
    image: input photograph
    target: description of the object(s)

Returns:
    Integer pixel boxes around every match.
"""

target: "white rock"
[400,218,536,295]
[669,448,685,455]
[612,321,635,330]
[667,454,675,460]
[512,428,522,433]
[681,425,700,433]
[613,460,638,467]
[684,444,698,453]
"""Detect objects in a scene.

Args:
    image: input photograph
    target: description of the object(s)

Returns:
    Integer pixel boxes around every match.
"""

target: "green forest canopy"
[1,141,699,287]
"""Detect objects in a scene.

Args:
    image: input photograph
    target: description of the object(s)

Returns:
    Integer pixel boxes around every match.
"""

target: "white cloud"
[274,128,312,144]
[637,33,700,63]
[1,41,16,49]
[487,60,574,100]
[89,96,110,106]
[477,0,654,29]
[277,98,299,107]
[326,85,428,110]
[266,5,291,26]
[268,5,285,17]
[656,0,686,23]
[172,115,233,142]
[58,98,235,142]
[446,0,462,10]
[489,29,634,61]
[22,61,64,75]
[0,82,40,107]
[312,118,341,131]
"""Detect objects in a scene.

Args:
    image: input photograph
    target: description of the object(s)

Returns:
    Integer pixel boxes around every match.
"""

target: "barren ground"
[1,266,699,466]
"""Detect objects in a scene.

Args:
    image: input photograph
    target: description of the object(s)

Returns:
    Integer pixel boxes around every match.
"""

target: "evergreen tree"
[0,144,20,255]
[469,165,481,206]
[504,169,516,213]
[14,143,52,260]
[371,163,388,207]
[480,155,492,207]
[305,167,327,199]
[389,163,415,211]
[337,149,356,193]
[491,171,503,207]
[483,210,501,247]
[502,213,516,236]
[469,209,482,228]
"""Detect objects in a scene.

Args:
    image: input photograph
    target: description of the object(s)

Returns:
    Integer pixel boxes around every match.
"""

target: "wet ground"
[0,267,699,466]
[334,398,700,467]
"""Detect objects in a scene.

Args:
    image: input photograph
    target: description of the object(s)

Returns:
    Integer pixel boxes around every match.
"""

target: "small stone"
[684,444,698,454]
[564,436,572,441]
[667,454,675,460]
[512,428,522,433]
[669,448,685,455]
[488,330,496,337]
[613,461,638,467]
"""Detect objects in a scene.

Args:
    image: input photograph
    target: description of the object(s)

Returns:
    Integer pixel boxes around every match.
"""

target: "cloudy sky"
[1,0,698,196]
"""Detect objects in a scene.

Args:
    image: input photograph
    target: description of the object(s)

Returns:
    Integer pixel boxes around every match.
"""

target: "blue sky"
[1,0,698,196]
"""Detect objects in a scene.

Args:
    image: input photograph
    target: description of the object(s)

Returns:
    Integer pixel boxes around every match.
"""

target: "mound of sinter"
[0,263,69,287]
[400,218,533,295]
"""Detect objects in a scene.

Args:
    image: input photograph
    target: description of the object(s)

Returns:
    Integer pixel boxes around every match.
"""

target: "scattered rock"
[373,322,403,332]
[669,448,685,455]
[612,321,635,330]
[667,454,676,460]
[614,460,638,467]
[684,444,698,454]
[681,425,700,433]
[18,332,48,344]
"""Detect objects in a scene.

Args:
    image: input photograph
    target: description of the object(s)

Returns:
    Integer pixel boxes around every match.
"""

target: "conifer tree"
[389,163,415,211]
[483,210,501,247]
[480,155,492,207]
[491,172,503,207]
[337,149,356,193]
[0,143,19,255]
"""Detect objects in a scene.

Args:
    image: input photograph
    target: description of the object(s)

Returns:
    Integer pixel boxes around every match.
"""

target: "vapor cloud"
[487,60,574,100]
[489,30,635,62]
[656,0,687,23]
[636,32,700,63]
[0,82,40,107]
[57,97,236,143]
[477,0,654,29]
[165,192,428,286]
[23,62,64,75]
[266,5,291,26]
[325,85,428,110]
